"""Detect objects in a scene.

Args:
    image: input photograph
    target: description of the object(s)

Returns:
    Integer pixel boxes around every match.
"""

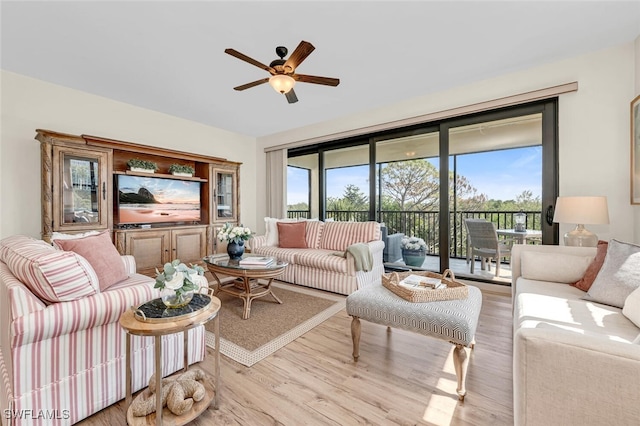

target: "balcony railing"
[287,209,542,259]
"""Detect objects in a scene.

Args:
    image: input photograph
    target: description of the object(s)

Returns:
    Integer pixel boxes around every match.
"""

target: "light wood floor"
[78,290,513,426]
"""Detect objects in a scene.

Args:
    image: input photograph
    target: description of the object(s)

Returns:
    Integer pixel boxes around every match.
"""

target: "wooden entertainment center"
[37,129,241,275]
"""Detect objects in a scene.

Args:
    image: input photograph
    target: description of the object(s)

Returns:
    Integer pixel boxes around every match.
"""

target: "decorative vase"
[402,249,426,267]
[227,240,245,260]
[160,287,194,308]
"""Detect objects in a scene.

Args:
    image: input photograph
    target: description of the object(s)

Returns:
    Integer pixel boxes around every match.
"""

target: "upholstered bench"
[345,284,482,400]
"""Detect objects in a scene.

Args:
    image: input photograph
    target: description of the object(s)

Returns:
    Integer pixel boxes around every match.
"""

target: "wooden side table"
[119,293,221,426]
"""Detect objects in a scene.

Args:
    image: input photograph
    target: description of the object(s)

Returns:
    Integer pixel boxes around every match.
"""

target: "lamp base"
[564,224,598,247]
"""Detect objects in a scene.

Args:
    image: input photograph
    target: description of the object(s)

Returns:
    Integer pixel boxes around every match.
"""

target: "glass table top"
[203,254,287,270]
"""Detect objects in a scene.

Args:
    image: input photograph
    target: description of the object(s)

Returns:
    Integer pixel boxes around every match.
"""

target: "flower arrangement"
[155,259,205,307]
[217,223,253,244]
[401,236,427,252]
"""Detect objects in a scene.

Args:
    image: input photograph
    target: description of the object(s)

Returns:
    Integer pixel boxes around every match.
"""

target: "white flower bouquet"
[217,223,253,244]
[155,259,205,307]
[401,236,427,252]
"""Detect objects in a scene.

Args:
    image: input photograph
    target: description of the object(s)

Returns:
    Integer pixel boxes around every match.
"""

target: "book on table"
[239,256,274,266]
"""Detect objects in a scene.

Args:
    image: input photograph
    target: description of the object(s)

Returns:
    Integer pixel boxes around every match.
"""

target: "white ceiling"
[2,1,639,138]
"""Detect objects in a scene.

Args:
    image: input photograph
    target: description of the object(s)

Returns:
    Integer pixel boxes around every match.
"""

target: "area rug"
[204,282,345,367]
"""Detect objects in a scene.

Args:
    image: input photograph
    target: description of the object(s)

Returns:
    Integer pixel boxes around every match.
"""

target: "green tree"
[380,160,439,210]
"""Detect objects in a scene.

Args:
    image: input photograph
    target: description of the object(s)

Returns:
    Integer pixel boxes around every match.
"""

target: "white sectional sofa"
[0,235,206,426]
[511,243,640,426]
[250,220,384,295]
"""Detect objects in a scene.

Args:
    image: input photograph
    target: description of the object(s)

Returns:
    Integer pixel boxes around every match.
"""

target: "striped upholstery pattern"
[0,249,207,425]
[0,236,99,303]
[319,221,381,251]
[249,222,383,295]
[11,273,155,348]
[346,284,482,347]
[305,220,324,249]
[295,249,349,273]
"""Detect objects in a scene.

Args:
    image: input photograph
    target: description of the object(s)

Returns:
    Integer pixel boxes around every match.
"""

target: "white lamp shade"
[269,75,295,94]
[552,196,609,225]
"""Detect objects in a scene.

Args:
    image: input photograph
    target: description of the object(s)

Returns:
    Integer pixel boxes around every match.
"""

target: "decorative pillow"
[520,251,593,283]
[305,220,325,249]
[583,239,640,308]
[264,217,301,246]
[54,230,129,291]
[0,235,99,303]
[277,222,307,248]
[622,286,640,328]
[572,240,608,292]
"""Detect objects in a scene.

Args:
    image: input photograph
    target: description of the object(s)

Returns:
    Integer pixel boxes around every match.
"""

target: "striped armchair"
[251,221,384,295]
[0,236,206,425]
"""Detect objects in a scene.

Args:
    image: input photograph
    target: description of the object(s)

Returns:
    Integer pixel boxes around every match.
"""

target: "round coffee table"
[203,255,288,320]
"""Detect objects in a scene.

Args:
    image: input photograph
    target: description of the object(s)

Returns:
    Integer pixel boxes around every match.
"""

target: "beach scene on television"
[118,175,201,224]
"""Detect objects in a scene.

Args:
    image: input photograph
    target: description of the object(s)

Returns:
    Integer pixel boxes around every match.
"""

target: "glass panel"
[450,113,542,283]
[375,130,440,268]
[287,153,317,219]
[216,172,234,219]
[324,145,370,221]
[61,154,101,224]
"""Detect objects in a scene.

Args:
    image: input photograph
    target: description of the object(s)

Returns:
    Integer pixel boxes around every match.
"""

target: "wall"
[257,42,638,243]
[0,70,257,239]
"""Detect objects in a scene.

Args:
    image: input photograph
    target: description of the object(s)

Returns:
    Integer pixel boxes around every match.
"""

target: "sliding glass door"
[286,99,558,283]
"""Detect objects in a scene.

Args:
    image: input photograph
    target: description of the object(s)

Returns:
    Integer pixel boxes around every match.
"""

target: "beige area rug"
[204,281,345,367]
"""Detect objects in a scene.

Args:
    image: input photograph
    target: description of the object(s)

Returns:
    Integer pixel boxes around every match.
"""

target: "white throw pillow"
[520,251,593,283]
[51,230,100,245]
[622,286,640,328]
[583,239,640,308]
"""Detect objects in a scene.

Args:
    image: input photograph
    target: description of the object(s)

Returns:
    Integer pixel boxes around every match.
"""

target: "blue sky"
[287,146,542,205]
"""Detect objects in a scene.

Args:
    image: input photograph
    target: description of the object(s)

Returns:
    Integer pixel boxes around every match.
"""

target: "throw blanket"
[345,243,373,272]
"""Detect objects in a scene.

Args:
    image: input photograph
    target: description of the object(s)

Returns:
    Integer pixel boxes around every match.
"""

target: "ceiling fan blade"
[283,41,315,72]
[285,89,298,104]
[225,48,275,74]
[233,78,269,91]
[293,74,340,87]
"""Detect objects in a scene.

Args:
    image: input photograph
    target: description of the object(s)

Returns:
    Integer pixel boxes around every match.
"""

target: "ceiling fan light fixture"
[269,74,295,94]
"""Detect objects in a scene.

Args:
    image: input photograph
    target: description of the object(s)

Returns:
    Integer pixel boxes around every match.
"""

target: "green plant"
[127,158,158,171]
[169,164,195,174]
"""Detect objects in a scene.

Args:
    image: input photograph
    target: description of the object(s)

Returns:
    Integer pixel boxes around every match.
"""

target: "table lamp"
[552,196,609,247]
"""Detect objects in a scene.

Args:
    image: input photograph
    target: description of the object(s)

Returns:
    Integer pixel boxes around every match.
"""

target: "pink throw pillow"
[572,240,608,292]
[55,230,129,291]
[277,222,307,248]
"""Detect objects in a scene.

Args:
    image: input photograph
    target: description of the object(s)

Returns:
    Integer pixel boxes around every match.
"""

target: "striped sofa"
[250,221,384,295]
[0,236,206,425]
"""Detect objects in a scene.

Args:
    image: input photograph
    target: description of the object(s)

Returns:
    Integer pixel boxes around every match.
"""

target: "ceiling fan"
[224,40,340,104]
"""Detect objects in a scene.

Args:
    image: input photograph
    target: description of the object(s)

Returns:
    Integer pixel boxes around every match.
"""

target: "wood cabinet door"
[171,227,208,266]
[211,166,239,224]
[124,230,170,274]
[52,146,110,232]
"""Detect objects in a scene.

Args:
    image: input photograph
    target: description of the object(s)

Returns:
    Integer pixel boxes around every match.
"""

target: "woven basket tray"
[381,269,468,302]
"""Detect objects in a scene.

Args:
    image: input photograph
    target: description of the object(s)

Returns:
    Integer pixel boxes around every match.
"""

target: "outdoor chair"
[464,219,514,276]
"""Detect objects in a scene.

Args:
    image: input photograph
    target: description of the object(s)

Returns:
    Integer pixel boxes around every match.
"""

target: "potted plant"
[401,236,427,267]
[169,163,195,177]
[127,158,158,173]
[154,259,205,308]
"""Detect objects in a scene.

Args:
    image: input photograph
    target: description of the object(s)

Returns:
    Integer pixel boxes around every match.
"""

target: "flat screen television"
[116,174,201,225]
